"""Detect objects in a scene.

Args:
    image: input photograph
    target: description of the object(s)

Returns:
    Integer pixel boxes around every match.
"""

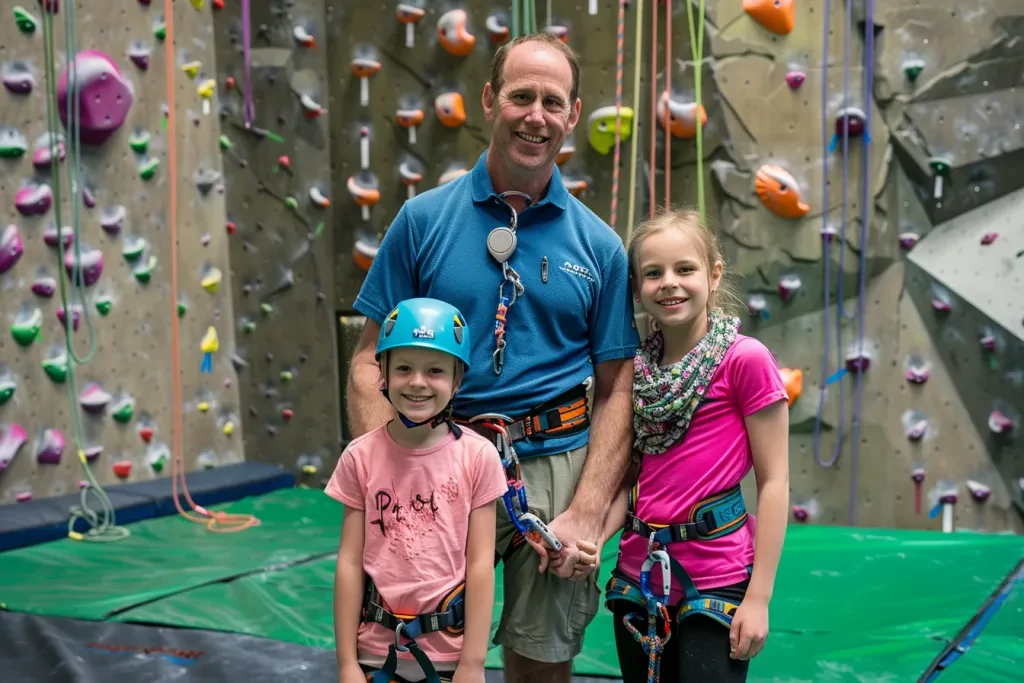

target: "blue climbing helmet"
[376,298,471,432]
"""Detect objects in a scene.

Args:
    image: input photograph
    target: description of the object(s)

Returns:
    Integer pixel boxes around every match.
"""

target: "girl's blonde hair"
[626,206,744,317]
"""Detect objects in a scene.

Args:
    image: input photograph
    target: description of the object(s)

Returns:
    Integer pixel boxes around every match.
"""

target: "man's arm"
[345,319,393,438]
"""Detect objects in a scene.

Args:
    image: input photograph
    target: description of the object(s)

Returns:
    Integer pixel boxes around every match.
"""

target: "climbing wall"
[328,1,1021,531]
[210,0,342,483]
[0,1,242,504]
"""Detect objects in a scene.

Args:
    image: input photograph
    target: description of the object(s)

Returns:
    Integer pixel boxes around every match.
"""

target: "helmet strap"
[379,352,463,437]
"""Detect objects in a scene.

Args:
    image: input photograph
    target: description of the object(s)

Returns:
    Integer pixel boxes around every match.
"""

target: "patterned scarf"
[633,308,740,455]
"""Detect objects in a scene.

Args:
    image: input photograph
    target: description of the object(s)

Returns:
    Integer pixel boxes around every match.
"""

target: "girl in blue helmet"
[326,298,508,683]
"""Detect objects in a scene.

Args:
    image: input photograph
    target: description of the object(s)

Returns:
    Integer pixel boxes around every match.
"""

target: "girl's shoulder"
[724,333,781,369]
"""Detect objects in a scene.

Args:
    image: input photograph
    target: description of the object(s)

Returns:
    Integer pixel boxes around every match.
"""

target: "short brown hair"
[489,33,581,105]
[627,206,744,317]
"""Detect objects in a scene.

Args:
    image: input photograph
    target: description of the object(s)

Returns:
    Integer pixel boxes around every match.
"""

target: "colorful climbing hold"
[0,373,14,406]
[80,384,112,414]
[902,58,925,84]
[32,137,65,168]
[57,51,134,146]
[397,3,426,47]
[293,24,317,48]
[300,93,327,118]
[15,184,54,216]
[56,304,82,331]
[36,428,65,465]
[485,11,509,43]
[556,139,575,166]
[201,267,222,293]
[791,504,809,522]
[777,274,802,301]
[128,43,151,70]
[10,308,42,346]
[100,205,126,235]
[438,9,476,57]
[396,106,424,145]
[132,255,157,283]
[779,368,802,406]
[43,225,73,248]
[988,410,1013,434]
[111,396,134,423]
[0,424,28,470]
[755,165,810,219]
[347,174,380,221]
[898,232,920,250]
[844,349,871,374]
[785,70,806,90]
[13,6,38,34]
[743,0,796,36]
[0,129,28,158]
[95,295,113,316]
[543,25,569,43]
[2,68,34,95]
[980,232,998,245]
[905,358,930,384]
[353,237,378,272]
[41,352,69,383]
[64,246,104,286]
[148,445,169,473]
[139,157,160,180]
[82,445,102,463]
[138,424,154,443]
[931,297,951,313]
[282,408,294,422]
[588,105,634,155]
[435,92,467,128]
[200,326,218,373]
[122,236,147,262]
[112,460,132,478]
[911,468,926,514]
[309,186,331,208]
[828,106,868,153]
[0,224,24,274]
[966,480,991,503]
[657,92,707,139]
[182,60,201,79]
[129,130,151,154]
[929,157,951,199]
[746,294,768,319]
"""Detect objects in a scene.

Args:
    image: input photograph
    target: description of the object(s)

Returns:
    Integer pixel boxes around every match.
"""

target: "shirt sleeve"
[469,441,510,509]
[352,206,419,325]
[588,240,642,365]
[728,338,789,417]
[324,445,366,510]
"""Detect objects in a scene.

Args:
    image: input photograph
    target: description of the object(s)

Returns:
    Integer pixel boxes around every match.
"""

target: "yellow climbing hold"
[191,0,205,9]
[197,79,216,99]
[201,267,222,293]
[200,326,219,354]
[198,401,210,413]
[223,421,235,436]
[182,61,201,79]
[302,465,318,475]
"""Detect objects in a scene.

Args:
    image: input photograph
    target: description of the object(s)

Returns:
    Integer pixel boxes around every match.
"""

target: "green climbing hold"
[10,309,42,346]
[154,22,166,41]
[242,320,256,333]
[111,397,135,423]
[139,157,160,180]
[177,301,187,318]
[0,378,14,406]
[129,131,151,154]
[42,354,69,383]
[219,135,232,150]
[0,137,27,158]
[284,196,299,210]
[133,255,157,283]
[260,303,273,316]
[281,370,294,382]
[14,7,38,34]
[95,295,113,316]
[903,58,925,84]
[149,448,168,473]
[122,236,146,261]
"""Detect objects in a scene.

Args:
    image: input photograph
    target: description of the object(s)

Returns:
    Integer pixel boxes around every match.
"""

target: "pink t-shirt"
[616,335,788,603]
[326,423,508,668]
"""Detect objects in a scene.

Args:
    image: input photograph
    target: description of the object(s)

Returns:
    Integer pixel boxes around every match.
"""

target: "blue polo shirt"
[353,151,640,458]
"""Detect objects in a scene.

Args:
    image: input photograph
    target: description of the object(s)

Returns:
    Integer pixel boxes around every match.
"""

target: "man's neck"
[486,148,553,212]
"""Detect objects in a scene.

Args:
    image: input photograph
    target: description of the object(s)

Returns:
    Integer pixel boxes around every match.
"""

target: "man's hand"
[533,506,604,578]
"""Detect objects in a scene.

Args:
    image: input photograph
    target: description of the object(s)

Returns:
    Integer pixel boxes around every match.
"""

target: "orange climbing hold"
[755,164,810,219]
[743,0,796,36]
[779,367,803,406]
[438,9,476,57]
[435,92,466,127]
[657,91,707,139]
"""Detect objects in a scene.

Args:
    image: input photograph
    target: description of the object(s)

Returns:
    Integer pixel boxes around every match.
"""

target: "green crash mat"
[3,487,1024,681]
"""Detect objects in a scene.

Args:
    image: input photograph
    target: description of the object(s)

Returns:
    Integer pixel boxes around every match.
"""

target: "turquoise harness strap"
[626,483,748,545]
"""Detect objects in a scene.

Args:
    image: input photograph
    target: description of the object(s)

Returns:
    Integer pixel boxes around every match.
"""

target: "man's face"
[482,43,581,176]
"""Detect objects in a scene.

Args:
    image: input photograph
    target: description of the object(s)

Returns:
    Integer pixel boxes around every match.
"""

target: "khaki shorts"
[492,444,602,663]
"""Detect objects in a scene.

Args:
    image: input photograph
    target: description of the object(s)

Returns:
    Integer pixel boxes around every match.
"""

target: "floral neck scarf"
[633,308,740,455]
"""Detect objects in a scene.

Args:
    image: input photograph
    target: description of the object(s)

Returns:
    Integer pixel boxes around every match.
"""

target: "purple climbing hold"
[80,384,111,413]
[43,224,74,248]
[835,106,866,139]
[128,44,150,71]
[83,445,102,462]
[82,186,96,208]
[3,71,35,95]
[41,0,60,13]
[36,428,66,465]
[31,275,56,298]
[0,424,28,470]
[57,50,134,146]
[785,71,806,90]
[100,205,126,235]
[0,224,24,274]
[56,304,82,331]
[33,139,65,169]
[64,246,104,286]
[15,184,53,216]
[845,352,871,374]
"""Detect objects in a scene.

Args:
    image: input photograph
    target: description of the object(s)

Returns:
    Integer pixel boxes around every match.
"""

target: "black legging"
[612,578,751,683]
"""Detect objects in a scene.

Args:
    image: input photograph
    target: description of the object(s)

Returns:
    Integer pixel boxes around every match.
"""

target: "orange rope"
[164,0,258,533]
[649,0,657,219]
[664,0,671,209]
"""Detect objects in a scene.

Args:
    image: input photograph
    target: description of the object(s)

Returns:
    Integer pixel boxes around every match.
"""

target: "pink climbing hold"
[33,140,65,169]
[15,184,53,216]
[0,224,24,274]
[56,304,82,331]
[43,225,74,248]
[100,205,125,235]
[15,492,32,503]
[966,480,991,503]
[0,423,28,470]
[785,71,806,90]
[83,445,102,462]
[989,410,1013,434]
[57,50,134,146]
[80,384,112,414]
[36,428,66,465]
[792,505,809,522]
[64,245,104,286]
[31,275,57,298]
[980,232,998,245]
[3,72,35,95]
[41,0,60,13]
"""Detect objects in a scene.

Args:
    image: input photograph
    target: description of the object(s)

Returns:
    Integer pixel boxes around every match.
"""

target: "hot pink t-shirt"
[325,423,508,668]
[616,334,788,603]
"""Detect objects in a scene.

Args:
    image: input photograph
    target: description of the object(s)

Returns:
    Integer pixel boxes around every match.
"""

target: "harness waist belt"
[454,381,590,443]
[626,484,748,545]
[361,576,466,639]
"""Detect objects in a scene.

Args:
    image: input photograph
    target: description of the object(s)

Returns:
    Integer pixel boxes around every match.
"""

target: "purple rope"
[848,0,875,526]
[242,0,255,126]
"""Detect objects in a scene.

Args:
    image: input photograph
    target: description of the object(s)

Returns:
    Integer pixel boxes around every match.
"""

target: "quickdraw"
[470,413,561,552]
[621,550,672,683]
[487,191,532,375]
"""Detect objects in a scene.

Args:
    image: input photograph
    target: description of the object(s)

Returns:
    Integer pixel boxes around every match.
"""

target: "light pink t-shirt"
[616,335,788,603]
[326,423,508,667]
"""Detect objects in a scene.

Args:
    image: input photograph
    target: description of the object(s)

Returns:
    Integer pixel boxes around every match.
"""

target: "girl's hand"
[729,597,769,660]
[571,540,600,581]
[339,661,367,683]
[452,661,485,683]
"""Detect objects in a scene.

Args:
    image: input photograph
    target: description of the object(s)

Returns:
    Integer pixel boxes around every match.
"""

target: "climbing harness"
[360,577,466,683]
[489,191,531,375]
[605,480,751,683]
[466,415,562,553]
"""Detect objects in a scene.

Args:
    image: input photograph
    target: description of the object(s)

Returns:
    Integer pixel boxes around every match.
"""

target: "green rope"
[511,0,537,38]
[686,0,707,217]
[40,3,128,542]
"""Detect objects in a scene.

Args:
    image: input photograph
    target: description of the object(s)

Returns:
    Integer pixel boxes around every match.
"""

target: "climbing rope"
[510,0,537,38]
[663,0,671,210]
[648,2,657,218]
[609,0,626,229]
[685,0,707,217]
[623,0,644,243]
[163,0,258,533]
[38,0,128,542]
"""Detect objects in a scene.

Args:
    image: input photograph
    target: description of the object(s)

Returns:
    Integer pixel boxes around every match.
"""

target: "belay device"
[488,191,532,375]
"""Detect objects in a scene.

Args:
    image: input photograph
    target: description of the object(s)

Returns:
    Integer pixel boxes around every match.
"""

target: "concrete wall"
[0,1,242,503]
[329,1,1022,533]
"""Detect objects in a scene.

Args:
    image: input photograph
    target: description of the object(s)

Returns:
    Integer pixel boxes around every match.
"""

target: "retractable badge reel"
[489,191,532,375]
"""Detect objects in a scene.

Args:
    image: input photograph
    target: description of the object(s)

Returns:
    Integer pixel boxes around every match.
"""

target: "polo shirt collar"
[470,150,568,212]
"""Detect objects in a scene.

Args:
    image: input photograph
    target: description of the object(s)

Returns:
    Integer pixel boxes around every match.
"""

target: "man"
[346,33,639,683]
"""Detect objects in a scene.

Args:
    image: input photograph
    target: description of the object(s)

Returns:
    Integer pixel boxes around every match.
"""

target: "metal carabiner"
[640,549,671,606]
[394,620,409,652]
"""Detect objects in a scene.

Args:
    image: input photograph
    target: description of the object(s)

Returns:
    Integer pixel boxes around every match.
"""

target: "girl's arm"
[458,501,498,674]
[601,484,629,547]
[335,509,367,678]
[744,399,790,604]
